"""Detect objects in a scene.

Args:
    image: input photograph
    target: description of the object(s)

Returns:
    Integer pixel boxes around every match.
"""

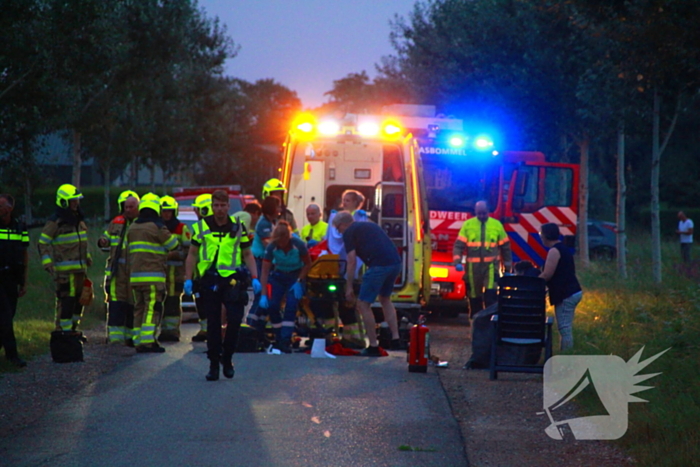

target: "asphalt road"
[0,323,468,467]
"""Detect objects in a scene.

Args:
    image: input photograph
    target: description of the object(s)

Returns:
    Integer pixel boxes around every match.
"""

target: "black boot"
[206,360,219,381]
[221,356,235,379]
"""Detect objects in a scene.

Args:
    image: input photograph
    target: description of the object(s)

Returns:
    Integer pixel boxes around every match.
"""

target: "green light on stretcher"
[328,284,338,292]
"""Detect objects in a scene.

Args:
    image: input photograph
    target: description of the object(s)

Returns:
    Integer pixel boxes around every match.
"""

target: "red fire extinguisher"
[407,315,429,373]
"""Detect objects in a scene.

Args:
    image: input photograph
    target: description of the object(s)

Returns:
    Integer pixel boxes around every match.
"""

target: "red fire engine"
[421,142,579,316]
[382,105,580,317]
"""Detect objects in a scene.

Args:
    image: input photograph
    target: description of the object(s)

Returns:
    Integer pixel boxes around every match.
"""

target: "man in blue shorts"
[332,212,401,356]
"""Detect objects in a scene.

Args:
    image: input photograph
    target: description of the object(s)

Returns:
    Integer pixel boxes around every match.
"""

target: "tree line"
[320,0,700,283]
[0,0,301,222]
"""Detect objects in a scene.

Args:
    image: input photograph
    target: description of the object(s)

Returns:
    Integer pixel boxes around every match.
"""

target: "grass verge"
[0,223,106,373]
[571,232,700,467]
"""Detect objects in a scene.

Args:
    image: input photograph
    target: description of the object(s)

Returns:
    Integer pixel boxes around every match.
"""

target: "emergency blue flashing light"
[448,135,466,148]
[473,136,494,150]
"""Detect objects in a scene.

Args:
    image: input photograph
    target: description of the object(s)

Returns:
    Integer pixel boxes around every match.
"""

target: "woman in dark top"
[539,223,582,351]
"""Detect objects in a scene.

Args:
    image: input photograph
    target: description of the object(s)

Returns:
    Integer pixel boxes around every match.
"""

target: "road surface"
[0,323,468,467]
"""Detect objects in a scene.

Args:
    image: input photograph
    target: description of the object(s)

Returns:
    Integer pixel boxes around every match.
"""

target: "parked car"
[587,219,617,261]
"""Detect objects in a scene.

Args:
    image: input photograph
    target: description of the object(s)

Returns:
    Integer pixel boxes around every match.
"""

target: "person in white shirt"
[676,211,694,263]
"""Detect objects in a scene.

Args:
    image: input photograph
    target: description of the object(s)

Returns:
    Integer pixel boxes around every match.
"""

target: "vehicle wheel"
[590,245,616,261]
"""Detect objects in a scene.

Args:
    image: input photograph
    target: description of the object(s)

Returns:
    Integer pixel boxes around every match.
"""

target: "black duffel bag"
[50,331,84,363]
[236,324,259,352]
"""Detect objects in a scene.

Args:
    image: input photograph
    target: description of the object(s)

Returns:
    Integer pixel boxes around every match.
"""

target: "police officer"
[39,184,92,332]
[262,178,297,232]
[98,190,139,345]
[0,193,29,367]
[452,200,512,317]
[127,193,178,353]
[158,195,191,342]
[191,193,212,342]
[184,190,261,381]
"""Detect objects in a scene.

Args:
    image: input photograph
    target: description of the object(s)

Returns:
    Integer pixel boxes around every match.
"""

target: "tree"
[384,0,607,266]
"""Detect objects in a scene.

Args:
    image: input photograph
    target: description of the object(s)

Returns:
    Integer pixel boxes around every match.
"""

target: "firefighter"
[0,193,29,367]
[452,200,512,317]
[127,193,178,353]
[191,193,212,342]
[39,184,92,332]
[97,190,140,345]
[158,195,191,342]
[262,178,297,232]
[184,189,261,380]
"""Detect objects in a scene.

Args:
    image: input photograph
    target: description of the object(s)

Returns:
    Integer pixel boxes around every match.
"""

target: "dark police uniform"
[191,215,251,379]
[0,216,29,365]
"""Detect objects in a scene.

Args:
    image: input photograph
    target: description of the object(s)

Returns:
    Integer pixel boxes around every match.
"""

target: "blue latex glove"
[455,264,464,272]
[290,281,304,300]
[307,239,319,247]
[184,279,193,295]
[252,278,262,295]
[259,295,269,309]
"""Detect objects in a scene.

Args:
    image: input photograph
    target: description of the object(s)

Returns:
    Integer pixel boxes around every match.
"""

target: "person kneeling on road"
[184,190,261,381]
[333,211,402,356]
[257,221,312,353]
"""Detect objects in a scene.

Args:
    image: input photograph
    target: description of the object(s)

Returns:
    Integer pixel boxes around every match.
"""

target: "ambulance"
[280,113,432,313]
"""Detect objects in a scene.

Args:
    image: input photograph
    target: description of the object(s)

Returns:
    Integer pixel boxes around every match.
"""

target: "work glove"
[184,279,193,296]
[259,295,269,309]
[455,263,464,272]
[307,239,319,247]
[252,278,262,295]
[290,281,304,300]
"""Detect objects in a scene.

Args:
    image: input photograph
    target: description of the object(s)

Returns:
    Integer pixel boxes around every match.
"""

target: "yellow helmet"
[117,190,140,210]
[160,195,179,216]
[262,178,286,200]
[193,193,212,217]
[56,184,83,208]
[139,192,161,214]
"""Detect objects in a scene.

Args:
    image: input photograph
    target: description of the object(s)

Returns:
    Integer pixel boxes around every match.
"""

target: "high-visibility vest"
[194,216,248,278]
[300,221,328,243]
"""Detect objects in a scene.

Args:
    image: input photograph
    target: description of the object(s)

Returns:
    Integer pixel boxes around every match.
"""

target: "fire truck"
[280,113,432,314]
[397,106,580,317]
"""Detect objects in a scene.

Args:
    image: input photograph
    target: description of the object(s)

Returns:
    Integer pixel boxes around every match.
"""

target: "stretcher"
[296,254,347,340]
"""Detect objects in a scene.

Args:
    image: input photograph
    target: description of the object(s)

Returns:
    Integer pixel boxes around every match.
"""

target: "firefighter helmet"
[139,192,161,214]
[117,190,140,211]
[56,184,83,208]
[193,193,212,217]
[160,195,179,216]
[262,178,286,200]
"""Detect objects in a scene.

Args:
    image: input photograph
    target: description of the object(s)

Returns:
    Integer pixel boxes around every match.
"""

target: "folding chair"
[490,275,553,380]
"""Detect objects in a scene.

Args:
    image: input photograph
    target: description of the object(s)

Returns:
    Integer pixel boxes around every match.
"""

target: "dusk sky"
[197,0,417,109]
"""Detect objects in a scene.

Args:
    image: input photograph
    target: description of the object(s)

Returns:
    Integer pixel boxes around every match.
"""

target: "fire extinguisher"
[407,315,429,373]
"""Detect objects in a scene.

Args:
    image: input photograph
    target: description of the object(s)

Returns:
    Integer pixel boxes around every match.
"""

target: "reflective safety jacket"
[39,210,91,274]
[300,221,328,243]
[127,217,178,286]
[452,217,512,269]
[192,215,251,278]
[165,220,191,285]
[100,215,132,284]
